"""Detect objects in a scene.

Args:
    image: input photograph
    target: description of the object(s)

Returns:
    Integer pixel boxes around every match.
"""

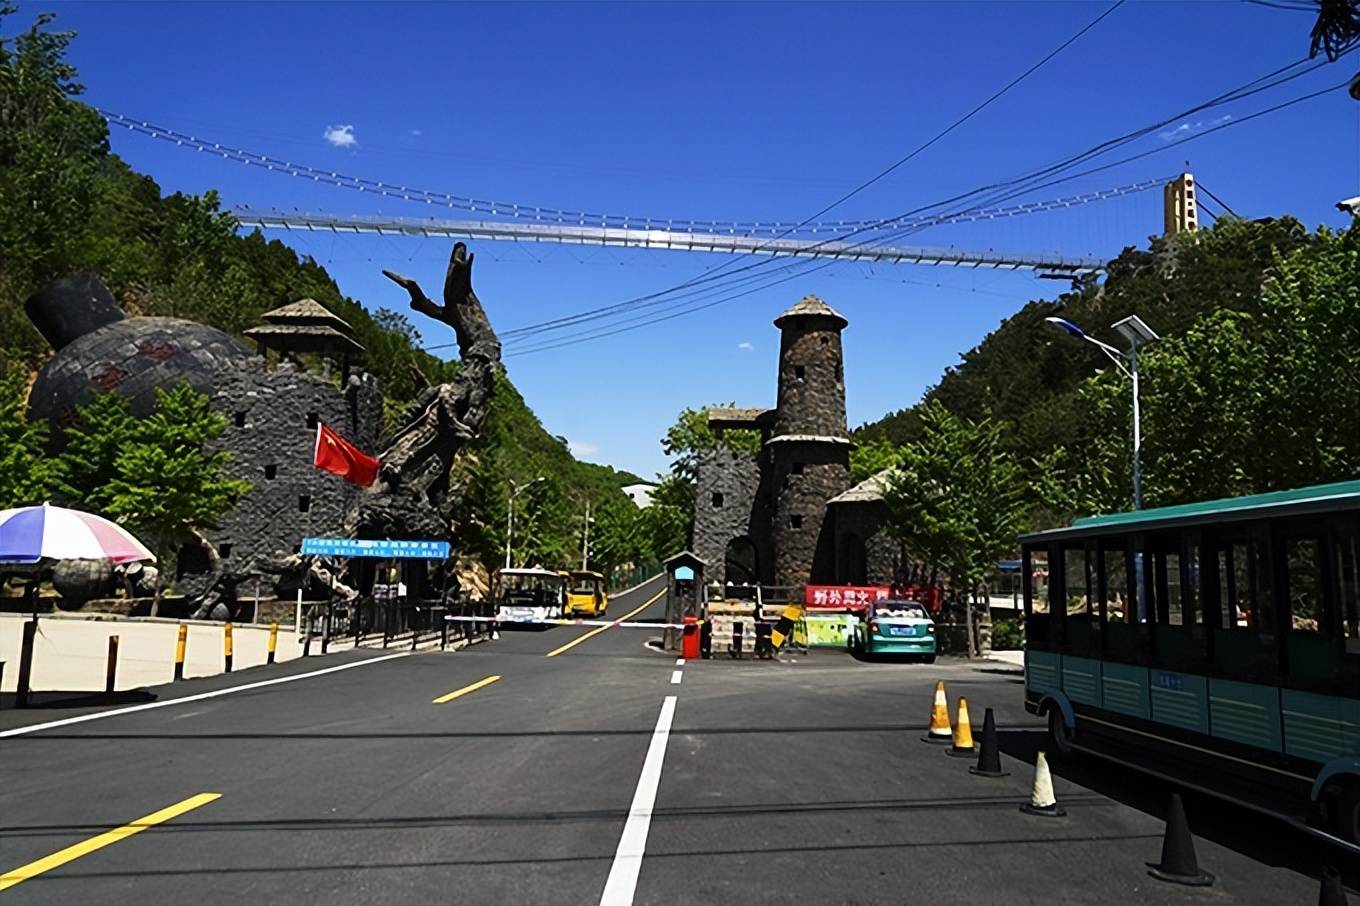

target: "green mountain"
[855,217,1312,457]
[855,213,1360,526]
[0,9,658,579]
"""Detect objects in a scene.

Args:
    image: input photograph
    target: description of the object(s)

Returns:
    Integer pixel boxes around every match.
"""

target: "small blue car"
[848,599,937,662]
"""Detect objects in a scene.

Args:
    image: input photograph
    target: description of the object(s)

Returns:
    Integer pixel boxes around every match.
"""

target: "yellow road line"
[0,792,221,891]
[546,588,666,658]
[432,674,501,704]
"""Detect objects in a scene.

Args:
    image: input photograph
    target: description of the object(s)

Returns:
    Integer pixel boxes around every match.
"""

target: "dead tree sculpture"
[345,242,502,541]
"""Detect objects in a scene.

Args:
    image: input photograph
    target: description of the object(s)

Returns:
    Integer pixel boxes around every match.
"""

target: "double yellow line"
[545,587,666,658]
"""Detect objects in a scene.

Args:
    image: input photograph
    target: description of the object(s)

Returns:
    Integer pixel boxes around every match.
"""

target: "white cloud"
[323,124,357,148]
[569,440,600,457]
[1158,114,1231,143]
[737,341,754,351]
[410,129,422,137]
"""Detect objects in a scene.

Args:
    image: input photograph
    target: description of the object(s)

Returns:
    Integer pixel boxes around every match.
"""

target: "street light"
[505,477,545,569]
[1045,314,1160,509]
[580,498,596,572]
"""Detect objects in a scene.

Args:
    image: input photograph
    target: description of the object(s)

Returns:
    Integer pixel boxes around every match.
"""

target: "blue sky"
[40,0,1360,479]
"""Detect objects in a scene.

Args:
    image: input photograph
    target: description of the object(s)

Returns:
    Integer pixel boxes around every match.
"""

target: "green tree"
[101,383,250,605]
[882,401,1028,656]
[637,476,689,559]
[849,436,903,484]
[0,363,52,506]
[50,389,139,508]
[661,404,761,486]
[1060,221,1360,510]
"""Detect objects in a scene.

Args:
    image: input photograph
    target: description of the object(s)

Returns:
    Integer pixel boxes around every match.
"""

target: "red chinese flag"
[313,422,380,487]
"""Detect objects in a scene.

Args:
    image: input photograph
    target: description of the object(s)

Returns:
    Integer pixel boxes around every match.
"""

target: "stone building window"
[233,412,246,428]
[265,464,278,480]
[791,462,804,475]
[298,495,311,513]
[218,543,232,558]
[820,335,830,346]
[794,365,805,382]
[791,515,803,529]
[306,412,319,429]
[712,492,724,508]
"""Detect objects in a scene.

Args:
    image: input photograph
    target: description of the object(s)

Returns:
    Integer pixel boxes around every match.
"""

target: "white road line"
[0,652,411,738]
[675,658,685,666]
[599,695,676,906]
[670,671,682,685]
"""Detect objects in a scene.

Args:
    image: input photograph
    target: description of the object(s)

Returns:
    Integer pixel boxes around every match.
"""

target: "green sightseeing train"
[1019,479,1360,852]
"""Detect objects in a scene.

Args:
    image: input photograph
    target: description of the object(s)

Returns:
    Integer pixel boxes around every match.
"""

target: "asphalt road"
[0,574,1348,904]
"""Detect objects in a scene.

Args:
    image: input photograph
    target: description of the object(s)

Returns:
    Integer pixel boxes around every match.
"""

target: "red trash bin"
[681,615,700,659]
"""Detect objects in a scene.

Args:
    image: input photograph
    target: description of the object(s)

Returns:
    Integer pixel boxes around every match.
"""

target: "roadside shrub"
[991,615,1025,650]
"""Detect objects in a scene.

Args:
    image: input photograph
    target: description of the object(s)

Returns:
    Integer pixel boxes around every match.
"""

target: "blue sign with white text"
[301,537,451,559]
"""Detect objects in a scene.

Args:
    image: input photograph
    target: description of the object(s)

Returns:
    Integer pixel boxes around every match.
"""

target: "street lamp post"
[580,498,593,572]
[1045,314,1160,509]
[505,477,545,569]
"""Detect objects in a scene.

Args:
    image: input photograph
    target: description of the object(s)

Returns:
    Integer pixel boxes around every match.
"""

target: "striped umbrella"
[0,503,156,564]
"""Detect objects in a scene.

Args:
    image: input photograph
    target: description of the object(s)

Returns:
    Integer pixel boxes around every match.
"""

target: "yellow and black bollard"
[173,624,187,682]
[105,635,119,694]
[224,622,234,673]
[267,622,279,664]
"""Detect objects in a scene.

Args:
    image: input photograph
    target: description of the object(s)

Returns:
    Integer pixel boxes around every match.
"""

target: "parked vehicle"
[848,599,937,661]
[493,568,566,627]
[564,570,608,618]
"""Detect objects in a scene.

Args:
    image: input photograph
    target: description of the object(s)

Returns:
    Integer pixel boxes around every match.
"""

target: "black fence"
[300,595,495,654]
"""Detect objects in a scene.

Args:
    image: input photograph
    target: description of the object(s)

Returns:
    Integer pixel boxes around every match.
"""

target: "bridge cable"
[488,56,1345,347]
[500,78,1354,356]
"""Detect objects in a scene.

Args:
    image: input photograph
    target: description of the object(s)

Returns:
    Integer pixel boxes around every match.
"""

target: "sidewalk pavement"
[986,649,1024,667]
[0,613,305,692]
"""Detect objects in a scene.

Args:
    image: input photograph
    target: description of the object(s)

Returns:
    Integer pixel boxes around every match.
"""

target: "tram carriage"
[1020,479,1360,849]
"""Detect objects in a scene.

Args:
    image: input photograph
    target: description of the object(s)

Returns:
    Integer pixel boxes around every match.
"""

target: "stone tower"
[768,295,851,591]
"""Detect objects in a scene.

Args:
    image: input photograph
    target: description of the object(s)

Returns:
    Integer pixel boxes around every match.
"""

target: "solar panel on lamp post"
[1044,315,1159,510]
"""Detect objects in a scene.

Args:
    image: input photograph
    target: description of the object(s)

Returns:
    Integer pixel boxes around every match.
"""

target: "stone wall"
[179,359,382,592]
[769,439,848,591]
[773,319,847,438]
[692,447,766,588]
[829,500,906,586]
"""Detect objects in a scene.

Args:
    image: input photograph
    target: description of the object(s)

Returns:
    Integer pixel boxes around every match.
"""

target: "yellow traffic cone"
[1019,751,1066,817]
[921,681,953,744]
[947,696,978,757]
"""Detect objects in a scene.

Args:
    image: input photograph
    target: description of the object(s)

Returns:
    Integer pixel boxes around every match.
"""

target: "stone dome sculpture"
[50,557,114,610]
[24,273,250,444]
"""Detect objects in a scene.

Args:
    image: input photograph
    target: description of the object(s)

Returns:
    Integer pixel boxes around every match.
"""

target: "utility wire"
[692,0,1126,276]
[521,0,1127,340]
[502,77,1353,357]
[488,54,1341,347]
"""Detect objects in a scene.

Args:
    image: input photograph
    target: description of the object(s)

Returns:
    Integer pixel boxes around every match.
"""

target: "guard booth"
[662,551,706,652]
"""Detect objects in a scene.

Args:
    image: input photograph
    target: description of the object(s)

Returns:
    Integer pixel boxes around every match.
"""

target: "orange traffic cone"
[947,697,978,757]
[1019,751,1066,817]
[921,681,953,744]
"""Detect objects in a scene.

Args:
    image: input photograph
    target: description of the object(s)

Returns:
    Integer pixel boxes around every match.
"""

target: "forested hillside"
[0,9,665,580]
[856,214,1360,527]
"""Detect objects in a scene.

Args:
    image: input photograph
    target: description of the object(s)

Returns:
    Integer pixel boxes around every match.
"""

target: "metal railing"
[300,596,496,654]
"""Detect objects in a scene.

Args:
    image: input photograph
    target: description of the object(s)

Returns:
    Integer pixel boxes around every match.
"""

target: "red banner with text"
[804,584,943,614]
